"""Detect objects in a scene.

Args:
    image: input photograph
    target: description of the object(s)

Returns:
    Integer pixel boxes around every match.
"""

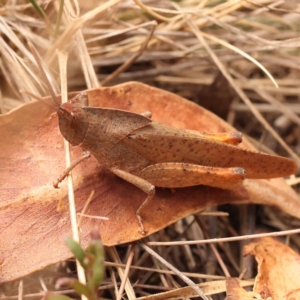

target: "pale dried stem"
[57,51,87,299]
[17,280,23,300]
[77,190,95,227]
[116,244,136,300]
[76,213,109,221]
[0,82,3,113]
[147,228,300,247]
[286,176,300,186]
[200,211,229,217]
[107,247,136,299]
[52,0,99,89]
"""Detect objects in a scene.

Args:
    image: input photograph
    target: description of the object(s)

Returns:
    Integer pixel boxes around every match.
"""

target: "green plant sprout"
[46,230,105,300]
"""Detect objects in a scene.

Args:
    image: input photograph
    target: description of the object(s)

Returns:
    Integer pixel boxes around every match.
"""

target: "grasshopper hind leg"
[139,163,246,190]
[110,163,245,234]
[110,168,155,235]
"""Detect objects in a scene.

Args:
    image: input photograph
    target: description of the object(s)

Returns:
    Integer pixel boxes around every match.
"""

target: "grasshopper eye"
[58,105,89,145]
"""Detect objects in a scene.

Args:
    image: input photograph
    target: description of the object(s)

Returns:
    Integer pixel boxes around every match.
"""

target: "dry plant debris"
[226,237,300,300]
[0,0,300,299]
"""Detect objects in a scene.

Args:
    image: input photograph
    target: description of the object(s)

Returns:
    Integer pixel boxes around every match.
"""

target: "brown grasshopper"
[36,91,297,234]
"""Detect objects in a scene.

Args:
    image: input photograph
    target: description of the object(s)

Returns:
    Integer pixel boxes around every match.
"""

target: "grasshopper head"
[57,102,89,145]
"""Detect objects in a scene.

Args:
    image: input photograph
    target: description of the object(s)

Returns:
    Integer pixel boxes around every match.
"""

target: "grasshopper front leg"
[110,168,155,235]
[54,151,91,188]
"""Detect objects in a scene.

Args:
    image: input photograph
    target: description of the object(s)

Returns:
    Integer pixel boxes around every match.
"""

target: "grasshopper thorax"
[57,102,89,146]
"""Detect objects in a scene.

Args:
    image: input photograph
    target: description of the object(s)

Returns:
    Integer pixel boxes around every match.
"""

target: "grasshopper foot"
[136,214,147,235]
[141,111,152,119]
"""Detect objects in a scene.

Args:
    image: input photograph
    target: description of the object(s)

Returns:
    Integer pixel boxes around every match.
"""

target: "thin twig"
[116,244,136,300]
[139,242,209,300]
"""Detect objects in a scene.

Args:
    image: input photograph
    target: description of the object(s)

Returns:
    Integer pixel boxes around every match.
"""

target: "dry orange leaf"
[244,237,300,300]
[225,278,258,300]
[0,82,299,283]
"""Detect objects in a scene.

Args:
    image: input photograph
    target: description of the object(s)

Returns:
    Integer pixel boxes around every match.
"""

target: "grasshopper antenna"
[20,90,69,116]
[20,90,58,111]
[28,42,61,108]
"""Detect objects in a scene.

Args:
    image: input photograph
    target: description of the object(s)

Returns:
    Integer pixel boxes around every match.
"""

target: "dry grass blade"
[28,43,59,105]
[133,0,175,22]
[45,0,123,65]
[186,18,300,164]
[189,21,278,88]
[101,21,157,86]
[233,71,300,127]
[60,1,99,88]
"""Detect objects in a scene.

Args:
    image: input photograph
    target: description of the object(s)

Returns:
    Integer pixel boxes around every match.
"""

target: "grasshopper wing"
[81,108,152,154]
[124,122,297,179]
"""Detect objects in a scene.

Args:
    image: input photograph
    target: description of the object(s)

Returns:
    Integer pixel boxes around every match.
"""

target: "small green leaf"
[83,234,105,290]
[28,0,54,35]
[54,0,65,38]
[29,0,46,18]
[65,237,86,268]
[71,281,93,298]
[90,254,104,288]
[93,241,105,280]
[46,292,74,300]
